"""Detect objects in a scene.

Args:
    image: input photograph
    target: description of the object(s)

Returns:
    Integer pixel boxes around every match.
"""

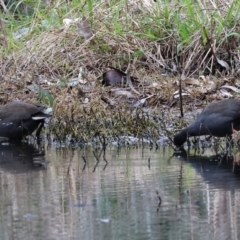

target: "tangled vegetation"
[1,0,240,145]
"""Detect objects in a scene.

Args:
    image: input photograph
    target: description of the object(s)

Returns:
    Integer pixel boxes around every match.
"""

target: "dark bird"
[0,101,51,140]
[102,67,137,86]
[102,68,127,86]
[174,99,240,147]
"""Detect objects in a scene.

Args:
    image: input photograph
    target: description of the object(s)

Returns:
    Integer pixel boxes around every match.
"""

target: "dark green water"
[0,143,239,240]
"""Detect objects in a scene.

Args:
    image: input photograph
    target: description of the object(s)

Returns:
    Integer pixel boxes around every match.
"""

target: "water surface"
[0,143,240,240]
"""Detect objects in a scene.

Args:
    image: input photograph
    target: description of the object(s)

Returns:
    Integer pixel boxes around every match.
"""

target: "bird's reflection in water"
[174,148,240,190]
[0,140,47,173]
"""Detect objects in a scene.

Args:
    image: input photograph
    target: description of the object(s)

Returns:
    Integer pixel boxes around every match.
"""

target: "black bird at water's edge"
[173,99,240,147]
[0,101,51,140]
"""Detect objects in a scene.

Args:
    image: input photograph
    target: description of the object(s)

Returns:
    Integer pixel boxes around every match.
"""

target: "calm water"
[0,142,240,240]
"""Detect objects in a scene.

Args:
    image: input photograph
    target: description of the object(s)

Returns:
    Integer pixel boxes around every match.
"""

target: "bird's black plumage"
[174,99,240,146]
[0,101,51,139]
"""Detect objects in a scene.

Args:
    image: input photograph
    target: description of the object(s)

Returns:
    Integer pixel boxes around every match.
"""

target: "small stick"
[148,157,151,169]
[179,76,184,117]
[156,190,162,205]
[92,151,100,163]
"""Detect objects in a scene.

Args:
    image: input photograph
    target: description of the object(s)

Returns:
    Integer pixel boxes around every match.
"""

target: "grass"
[1,0,240,145]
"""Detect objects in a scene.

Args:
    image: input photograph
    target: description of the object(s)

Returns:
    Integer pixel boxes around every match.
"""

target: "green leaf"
[35,84,54,107]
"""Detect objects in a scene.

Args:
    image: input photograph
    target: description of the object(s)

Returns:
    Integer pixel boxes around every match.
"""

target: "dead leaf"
[173,92,189,98]
[110,89,134,98]
[132,95,154,108]
[219,89,233,97]
[101,95,115,106]
[220,85,240,93]
[183,78,200,86]
[180,72,186,81]
[126,72,140,95]
[216,57,230,70]
[204,81,217,92]
[63,18,80,26]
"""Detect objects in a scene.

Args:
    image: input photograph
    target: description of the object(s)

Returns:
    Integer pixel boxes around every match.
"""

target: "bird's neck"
[174,128,189,146]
